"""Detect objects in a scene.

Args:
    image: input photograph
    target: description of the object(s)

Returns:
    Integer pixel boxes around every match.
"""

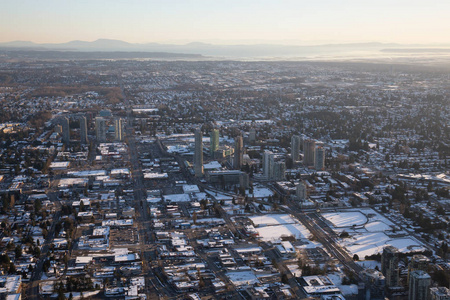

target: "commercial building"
[263,150,273,179]
[303,139,316,167]
[298,275,342,299]
[239,172,249,189]
[115,118,123,141]
[95,117,107,142]
[315,146,325,170]
[234,135,243,170]
[272,161,286,181]
[362,269,385,300]
[210,129,219,157]
[206,170,243,185]
[249,128,256,143]
[408,255,430,284]
[430,287,450,300]
[291,135,301,162]
[194,129,204,177]
[296,181,307,200]
[409,270,431,300]
[79,115,88,144]
[61,117,70,144]
[381,246,399,288]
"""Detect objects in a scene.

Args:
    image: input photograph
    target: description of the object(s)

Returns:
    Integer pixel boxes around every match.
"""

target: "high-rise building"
[362,269,385,300]
[263,150,273,179]
[381,246,400,288]
[303,139,316,167]
[194,129,204,177]
[79,116,88,144]
[296,181,307,200]
[234,135,243,170]
[95,117,107,142]
[291,135,301,162]
[239,172,249,189]
[115,118,123,141]
[272,161,286,181]
[249,128,256,143]
[210,129,219,157]
[315,146,325,170]
[61,117,70,144]
[408,255,430,285]
[409,270,431,300]
[430,287,450,300]
[54,125,63,134]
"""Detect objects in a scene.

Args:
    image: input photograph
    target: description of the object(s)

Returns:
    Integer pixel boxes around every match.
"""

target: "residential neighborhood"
[0,57,449,300]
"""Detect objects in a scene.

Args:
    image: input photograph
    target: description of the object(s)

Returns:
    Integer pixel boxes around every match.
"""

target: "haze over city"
[2,0,450,45]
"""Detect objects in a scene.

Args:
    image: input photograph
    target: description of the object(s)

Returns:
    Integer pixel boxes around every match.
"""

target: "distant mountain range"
[1,39,449,58]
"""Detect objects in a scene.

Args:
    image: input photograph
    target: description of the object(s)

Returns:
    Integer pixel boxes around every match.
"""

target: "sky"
[1,0,450,45]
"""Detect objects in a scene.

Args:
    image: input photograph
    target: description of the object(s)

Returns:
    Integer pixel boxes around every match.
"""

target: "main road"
[282,203,364,281]
[119,77,178,300]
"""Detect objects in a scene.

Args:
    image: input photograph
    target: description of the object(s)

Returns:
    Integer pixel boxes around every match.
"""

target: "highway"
[120,78,179,300]
[283,203,364,281]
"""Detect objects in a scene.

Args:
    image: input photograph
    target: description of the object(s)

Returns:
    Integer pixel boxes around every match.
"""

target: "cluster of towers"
[263,150,286,181]
[192,130,326,183]
[57,115,88,145]
[193,128,245,178]
[378,246,443,300]
[291,135,325,170]
[57,113,124,145]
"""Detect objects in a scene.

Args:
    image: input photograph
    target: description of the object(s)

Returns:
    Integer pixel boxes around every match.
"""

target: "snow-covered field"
[256,223,309,241]
[322,208,395,231]
[322,211,368,227]
[250,214,297,227]
[250,214,320,247]
[344,232,425,258]
[322,208,425,258]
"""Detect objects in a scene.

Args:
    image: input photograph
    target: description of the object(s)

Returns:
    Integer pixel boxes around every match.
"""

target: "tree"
[192,212,197,225]
[8,262,16,274]
[340,231,350,238]
[353,254,359,261]
[14,245,22,259]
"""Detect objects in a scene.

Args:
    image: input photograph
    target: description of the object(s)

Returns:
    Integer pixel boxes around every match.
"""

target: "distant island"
[0,49,203,60]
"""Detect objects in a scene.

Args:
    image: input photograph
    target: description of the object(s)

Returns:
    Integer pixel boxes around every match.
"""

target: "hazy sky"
[1,0,449,44]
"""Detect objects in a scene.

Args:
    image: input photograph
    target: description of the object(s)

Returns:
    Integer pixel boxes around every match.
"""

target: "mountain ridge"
[1,39,449,57]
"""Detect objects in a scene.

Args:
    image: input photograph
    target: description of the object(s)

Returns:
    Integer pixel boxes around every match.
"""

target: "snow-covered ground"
[250,214,297,227]
[327,273,359,297]
[287,264,302,277]
[322,208,395,231]
[322,211,368,227]
[249,214,320,247]
[356,260,381,270]
[204,189,234,201]
[322,208,425,258]
[247,187,274,199]
[256,223,309,241]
